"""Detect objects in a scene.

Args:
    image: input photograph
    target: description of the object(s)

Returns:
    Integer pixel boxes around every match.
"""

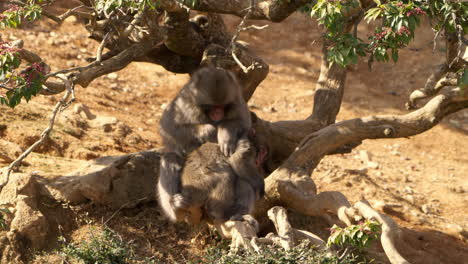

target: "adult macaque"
[158,67,251,221]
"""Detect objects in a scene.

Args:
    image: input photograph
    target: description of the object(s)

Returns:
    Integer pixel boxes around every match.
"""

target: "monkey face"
[199,103,237,122]
[189,67,240,123]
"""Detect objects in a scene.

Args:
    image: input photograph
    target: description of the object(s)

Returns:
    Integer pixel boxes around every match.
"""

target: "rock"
[0,140,24,163]
[115,123,132,138]
[107,72,119,80]
[66,61,75,68]
[40,150,161,208]
[421,204,432,214]
[449,186,467,194]
[71,148,99,160]
[404,186,414,194]
[366,161,380,169]
[73,103,96,120]
[359,150,373,163]
[263,106,277,113]
[64,15,78,23]
[0,124,6,137]
[10,199,48,249]
[444,223,467,239]
[405,195,415,204]
[127,134,143,145]
[89,116,118,129]
[0,174,49,252]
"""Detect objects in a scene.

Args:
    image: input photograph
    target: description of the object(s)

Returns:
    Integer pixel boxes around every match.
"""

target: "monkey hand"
[252,177,265,199]
[172,194,189,209]
[217,128,238,157]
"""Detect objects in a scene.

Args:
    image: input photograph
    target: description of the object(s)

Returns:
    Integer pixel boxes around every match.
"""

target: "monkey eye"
[198,104,212,111]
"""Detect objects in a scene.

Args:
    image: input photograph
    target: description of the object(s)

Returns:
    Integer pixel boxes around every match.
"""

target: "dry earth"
[0,6,467,264]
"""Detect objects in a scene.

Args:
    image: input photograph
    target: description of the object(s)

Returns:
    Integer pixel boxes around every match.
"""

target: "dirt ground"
[0,7,467,264]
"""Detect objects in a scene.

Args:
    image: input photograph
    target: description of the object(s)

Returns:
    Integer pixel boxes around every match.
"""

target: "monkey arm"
[228,138,265,199]
[217,112,251,156]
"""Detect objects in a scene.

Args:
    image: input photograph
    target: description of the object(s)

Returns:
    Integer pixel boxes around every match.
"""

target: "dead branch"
[161,0,310,22]
[406,32,467,109]
[229,0,268,74]
[42,5,95,23]
[0,77,74,191]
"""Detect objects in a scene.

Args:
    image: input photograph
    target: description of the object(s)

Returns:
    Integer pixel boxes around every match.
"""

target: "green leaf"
[391,49,399,62]
[458,69,468,90]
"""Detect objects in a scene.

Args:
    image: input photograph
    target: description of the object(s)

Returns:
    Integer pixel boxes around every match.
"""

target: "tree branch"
[0,77,74,191]
[161,0,313,22]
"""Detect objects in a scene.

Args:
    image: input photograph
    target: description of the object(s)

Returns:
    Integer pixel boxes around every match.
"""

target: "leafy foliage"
[304,0,466,67]
[458,68,468,92]
[0,41,49,108]
[95,0,158,14]
[327,220,381,250]
[0,1,43,28]
[201,240,361,264]
[58,227,135,264]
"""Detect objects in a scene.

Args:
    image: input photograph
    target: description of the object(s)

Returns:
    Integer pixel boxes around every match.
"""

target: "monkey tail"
[157,180,178,222]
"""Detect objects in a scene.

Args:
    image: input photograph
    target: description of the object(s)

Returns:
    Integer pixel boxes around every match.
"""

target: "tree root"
[353,201,410,264]
[265,206,327,250]
[214,215,261,253]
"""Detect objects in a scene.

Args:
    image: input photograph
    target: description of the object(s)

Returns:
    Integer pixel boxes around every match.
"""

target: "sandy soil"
[0,8,467,264]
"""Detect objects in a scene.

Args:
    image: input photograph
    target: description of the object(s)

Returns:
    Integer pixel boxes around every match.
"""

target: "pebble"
[421,204,432,214]
[367,161,380,169]
[405,195,415,204]
[107,72,119,80]
[404,186,414,194]
[449,186,467,194]
[359,150,372,162]
[263,106,277,113]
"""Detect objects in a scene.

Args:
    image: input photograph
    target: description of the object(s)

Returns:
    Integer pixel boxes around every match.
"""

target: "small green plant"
[202,240,359,264]
[327,220,382,250]
[58,227,135,264]
[0,208,10,230]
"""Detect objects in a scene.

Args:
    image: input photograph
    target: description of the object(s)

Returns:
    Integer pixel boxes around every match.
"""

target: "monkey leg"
[175,206,203,225]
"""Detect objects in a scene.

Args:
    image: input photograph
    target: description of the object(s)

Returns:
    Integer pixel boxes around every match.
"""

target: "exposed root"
[276,178,355,226]
[353,201,410,264]
[266,206,326,250]
[214,215,260,253]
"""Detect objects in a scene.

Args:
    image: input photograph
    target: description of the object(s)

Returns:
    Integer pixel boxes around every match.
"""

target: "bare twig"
[0,76,74,191]
[43,5,94,23]
[0,84,13,91]
[96,31,112,62]
[45,61,100,78]
[229,0,267,73]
